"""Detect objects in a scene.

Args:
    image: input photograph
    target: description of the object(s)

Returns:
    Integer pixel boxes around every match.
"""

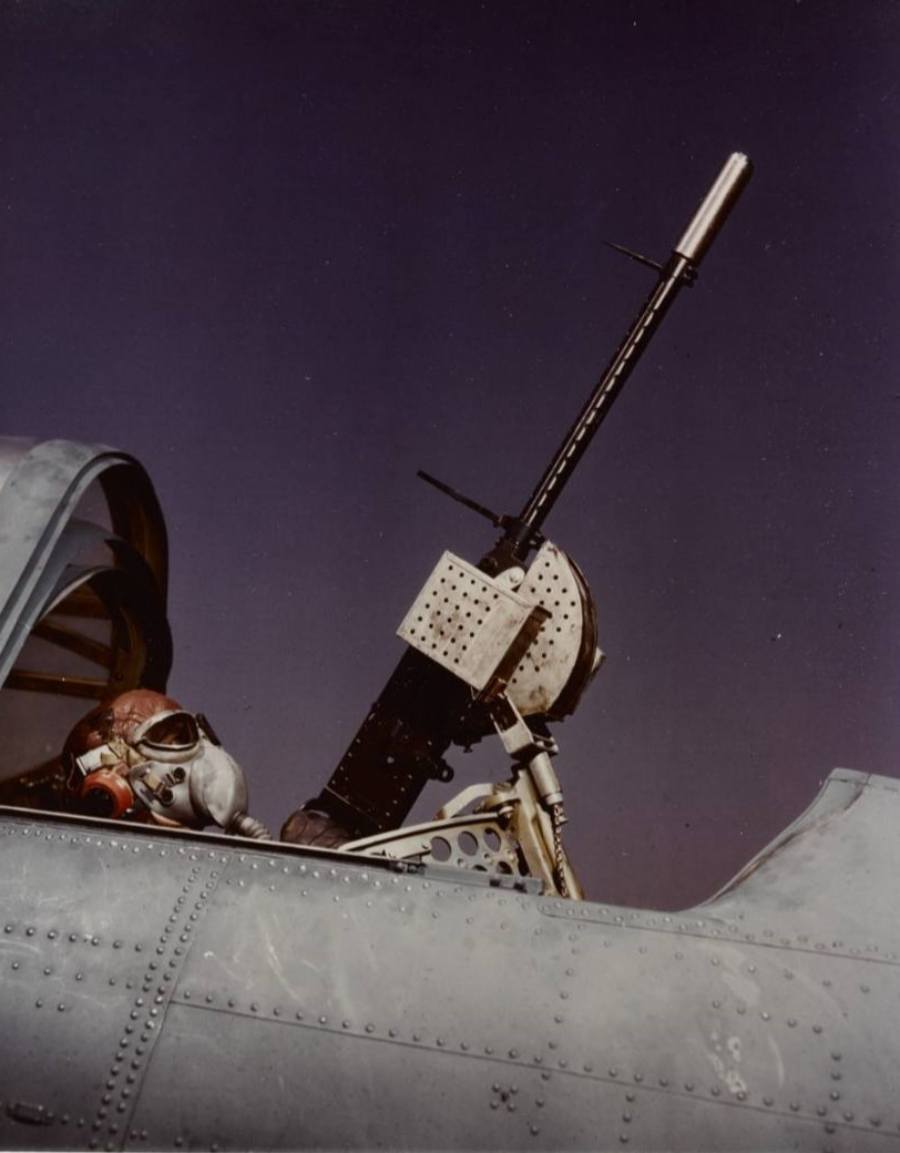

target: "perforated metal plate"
[344,813,522,876]
[507,541,592,716]
[397,552,540,691]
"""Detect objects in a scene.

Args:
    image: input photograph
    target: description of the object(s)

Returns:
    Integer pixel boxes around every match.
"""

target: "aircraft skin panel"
[0,768,898,1150]
[704,768,900,933]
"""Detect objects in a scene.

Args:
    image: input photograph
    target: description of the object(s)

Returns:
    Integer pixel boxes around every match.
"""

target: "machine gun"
[284,153,752,897]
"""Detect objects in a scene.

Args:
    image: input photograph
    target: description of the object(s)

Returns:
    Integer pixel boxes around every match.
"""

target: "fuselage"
[1,765,897,1151]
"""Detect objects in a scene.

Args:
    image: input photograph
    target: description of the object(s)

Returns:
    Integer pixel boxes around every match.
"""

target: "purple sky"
[2,1,898,908]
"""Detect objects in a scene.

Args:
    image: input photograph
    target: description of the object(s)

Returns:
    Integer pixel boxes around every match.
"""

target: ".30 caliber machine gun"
[283,153,752,897]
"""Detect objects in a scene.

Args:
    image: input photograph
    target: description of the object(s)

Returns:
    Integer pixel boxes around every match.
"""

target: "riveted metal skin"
[1,767,899,1150]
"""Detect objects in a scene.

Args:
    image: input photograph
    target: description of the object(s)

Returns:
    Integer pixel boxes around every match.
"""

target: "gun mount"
[284,153,753,898]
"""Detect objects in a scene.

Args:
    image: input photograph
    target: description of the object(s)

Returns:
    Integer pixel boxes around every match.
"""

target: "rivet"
[736,1091,747,1102]
[763,1096,773,1107]
[622,1112,632,1123]
[609,1067,618,1078]
[813,1025,823,1034]
[684,1083,694,1092]
[830,1091,840,1101]
[625,1093,635,1103]
[711,1087,721,1097]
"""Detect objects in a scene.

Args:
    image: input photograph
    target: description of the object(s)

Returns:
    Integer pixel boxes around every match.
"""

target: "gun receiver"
[286,153,752,845]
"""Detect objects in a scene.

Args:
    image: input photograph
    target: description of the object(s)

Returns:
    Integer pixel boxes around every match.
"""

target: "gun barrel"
[506,151,752,558]
[675,152,753,264]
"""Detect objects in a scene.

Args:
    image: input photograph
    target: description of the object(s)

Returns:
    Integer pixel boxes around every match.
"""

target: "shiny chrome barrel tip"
[675,151,753,265]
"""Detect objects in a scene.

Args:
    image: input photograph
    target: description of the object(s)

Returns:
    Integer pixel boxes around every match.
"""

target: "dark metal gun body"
[292,153,752,842]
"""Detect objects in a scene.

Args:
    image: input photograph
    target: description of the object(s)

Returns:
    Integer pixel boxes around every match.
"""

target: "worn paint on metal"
[1,767,898,1149]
